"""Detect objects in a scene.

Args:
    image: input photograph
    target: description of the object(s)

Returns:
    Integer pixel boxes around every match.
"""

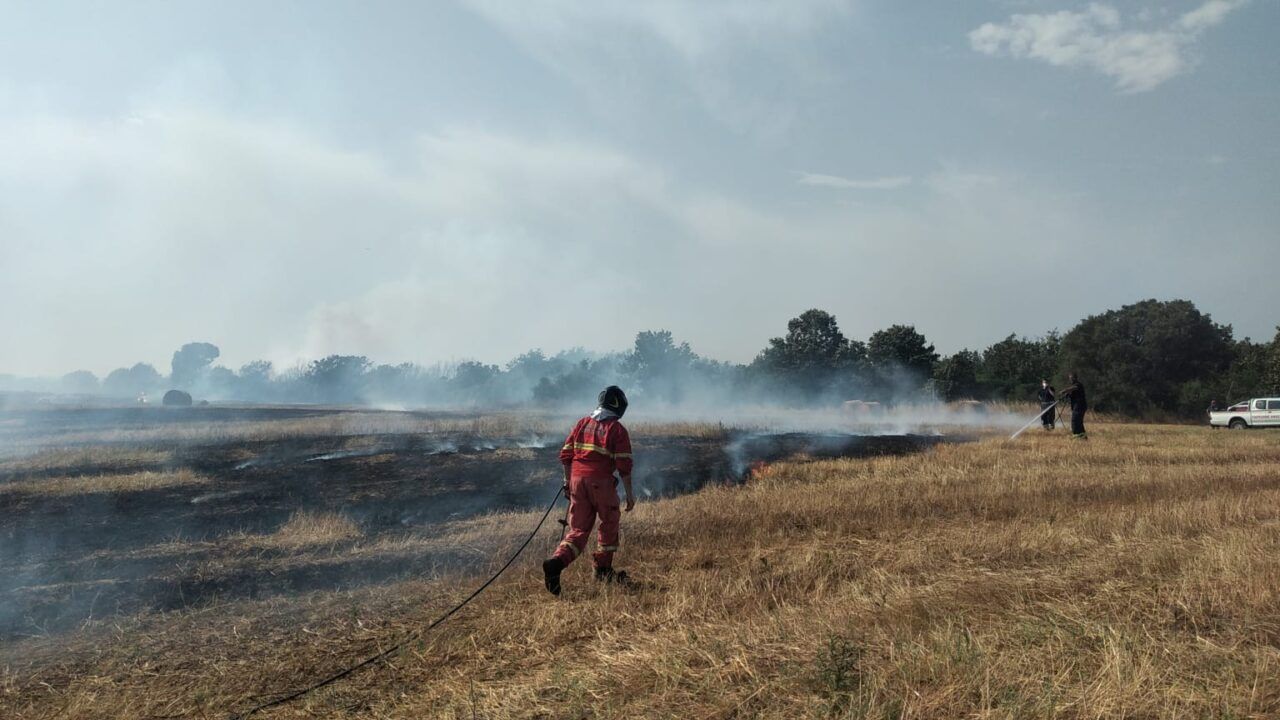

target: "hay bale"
[162,389,193,407]
[841,400,883,416]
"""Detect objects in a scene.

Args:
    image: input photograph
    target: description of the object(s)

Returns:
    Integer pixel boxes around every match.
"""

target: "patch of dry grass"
[10,411,568,448]
[251,510,363,549]
[4,424,1280,719]
[0,447,170,475]
[629,420,734,438]
[9,406,1024,451]
[0,469,207,497]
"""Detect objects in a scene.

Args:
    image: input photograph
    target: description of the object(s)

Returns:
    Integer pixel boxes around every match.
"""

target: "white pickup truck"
[1209,398,1280,429]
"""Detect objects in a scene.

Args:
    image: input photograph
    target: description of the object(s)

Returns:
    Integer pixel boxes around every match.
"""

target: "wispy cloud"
[463,0,852,60]
[797,172,912,190]
[461,0,851,139]
[969,1,1249,93]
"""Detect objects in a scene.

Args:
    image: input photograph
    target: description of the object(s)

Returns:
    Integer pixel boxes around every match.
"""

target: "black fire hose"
[225,485,566,720]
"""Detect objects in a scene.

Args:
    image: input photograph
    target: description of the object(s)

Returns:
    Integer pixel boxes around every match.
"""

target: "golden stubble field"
[3,421,1279,719]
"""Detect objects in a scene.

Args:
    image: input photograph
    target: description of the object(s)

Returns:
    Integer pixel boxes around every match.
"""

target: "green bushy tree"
[1265,327,1280,396]
[1058,299,1233,414]
[305,355,372,404]
[754,309,868,401]
[867,324,938,397]
[627,330,698,403]
[932,349,983,401]
[170,342,220,389]
[978,333,1059,401]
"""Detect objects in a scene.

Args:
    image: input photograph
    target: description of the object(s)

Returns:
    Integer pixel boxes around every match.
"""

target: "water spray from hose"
[1009,401,1058,440]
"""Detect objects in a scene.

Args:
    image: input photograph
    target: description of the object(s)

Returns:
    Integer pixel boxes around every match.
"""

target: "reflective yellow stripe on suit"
[568,442,615,457]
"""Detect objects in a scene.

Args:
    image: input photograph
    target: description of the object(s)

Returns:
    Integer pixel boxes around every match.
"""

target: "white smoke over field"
[629,401,1028,436]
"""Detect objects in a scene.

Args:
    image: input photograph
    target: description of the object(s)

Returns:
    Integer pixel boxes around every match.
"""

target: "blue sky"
[1,0,1277,376]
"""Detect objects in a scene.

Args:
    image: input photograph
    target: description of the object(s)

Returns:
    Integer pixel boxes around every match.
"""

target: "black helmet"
[598,385,628,417]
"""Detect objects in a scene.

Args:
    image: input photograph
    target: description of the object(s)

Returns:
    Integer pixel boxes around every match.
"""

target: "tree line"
[9,298,1279,418]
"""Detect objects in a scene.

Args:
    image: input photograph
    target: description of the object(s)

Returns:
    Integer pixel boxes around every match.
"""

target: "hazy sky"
[2,0,1277,377]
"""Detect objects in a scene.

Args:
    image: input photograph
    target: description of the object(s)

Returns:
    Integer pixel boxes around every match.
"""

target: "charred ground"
[0,406,948,640]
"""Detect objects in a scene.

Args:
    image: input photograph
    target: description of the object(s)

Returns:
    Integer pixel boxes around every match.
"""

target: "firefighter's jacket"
[1062,382,1088,412]
[559,415,633,480]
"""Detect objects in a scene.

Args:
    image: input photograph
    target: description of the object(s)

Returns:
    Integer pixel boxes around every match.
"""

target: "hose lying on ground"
[226,485,566,720]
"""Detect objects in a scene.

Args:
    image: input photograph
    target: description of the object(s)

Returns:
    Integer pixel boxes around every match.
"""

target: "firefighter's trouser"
[554,473,621,569]
[1071,408,1087,436]
[1040,403,1056,428]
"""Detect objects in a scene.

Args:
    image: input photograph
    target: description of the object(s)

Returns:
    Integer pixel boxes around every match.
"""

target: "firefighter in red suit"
[542,386,635,595]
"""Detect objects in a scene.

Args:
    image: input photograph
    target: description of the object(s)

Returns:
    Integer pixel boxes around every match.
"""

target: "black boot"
[594,567,631,585]
[542,558,564,596]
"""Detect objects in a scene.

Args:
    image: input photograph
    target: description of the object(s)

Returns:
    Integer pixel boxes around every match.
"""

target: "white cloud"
[14,88,933,374]
[463,0,851,60]
[461,0,852,138]
[969,1,1248,93]
[3,4,1278,382]
[797,172,912,190]
[0,104,700,374]
[1179,0,1246,31]
[5,97,1268,375]
[0,98,1116,375]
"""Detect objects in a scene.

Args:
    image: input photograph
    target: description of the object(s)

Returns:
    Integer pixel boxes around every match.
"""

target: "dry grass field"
[3,418,1279,719]
[0,409,560,451]
[0,468,208,498]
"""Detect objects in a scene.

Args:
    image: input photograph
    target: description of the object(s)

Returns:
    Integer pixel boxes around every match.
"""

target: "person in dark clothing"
[1037,379,1057,430]
[1060,373,1088,439]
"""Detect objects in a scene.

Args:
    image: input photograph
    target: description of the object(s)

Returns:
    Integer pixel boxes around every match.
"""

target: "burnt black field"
[0,406,954,639]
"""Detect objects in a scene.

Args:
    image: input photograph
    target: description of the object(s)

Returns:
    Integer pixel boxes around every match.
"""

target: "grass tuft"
[0,469,206,497]
[258,510,363,549]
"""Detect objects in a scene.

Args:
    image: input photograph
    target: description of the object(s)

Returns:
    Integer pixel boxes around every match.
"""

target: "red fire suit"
[553,414,633,570]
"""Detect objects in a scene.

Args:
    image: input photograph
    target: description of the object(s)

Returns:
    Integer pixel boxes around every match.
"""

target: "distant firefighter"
[1037,379,1056,430]
[543,386,636,595]
[1060,373,1088,439]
